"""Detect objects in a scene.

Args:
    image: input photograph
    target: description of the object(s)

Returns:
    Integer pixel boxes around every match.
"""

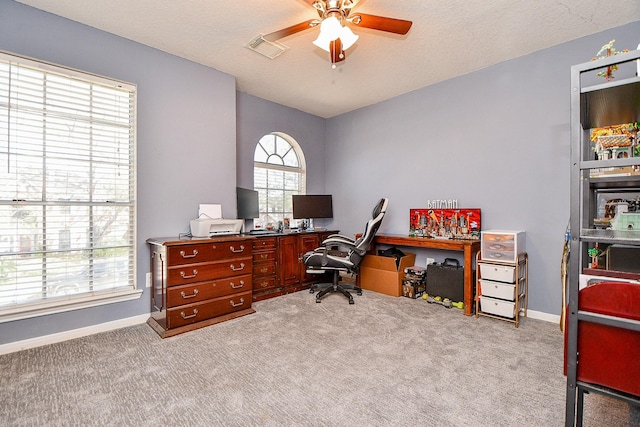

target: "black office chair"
[303,198,388,304]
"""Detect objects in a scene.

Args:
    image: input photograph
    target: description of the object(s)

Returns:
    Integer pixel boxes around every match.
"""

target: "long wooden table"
[372,234,481,316]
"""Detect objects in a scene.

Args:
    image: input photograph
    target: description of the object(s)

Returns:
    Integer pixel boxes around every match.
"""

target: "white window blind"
[0,51,139,321]
[253,132,305,226]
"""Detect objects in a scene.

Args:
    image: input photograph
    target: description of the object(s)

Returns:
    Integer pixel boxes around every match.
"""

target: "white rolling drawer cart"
[475,249,528,328]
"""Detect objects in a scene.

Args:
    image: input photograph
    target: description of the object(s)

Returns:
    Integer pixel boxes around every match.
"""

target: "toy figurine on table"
[588,243,602,269]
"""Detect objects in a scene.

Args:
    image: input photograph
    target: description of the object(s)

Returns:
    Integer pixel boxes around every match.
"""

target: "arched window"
[254,132,306,228]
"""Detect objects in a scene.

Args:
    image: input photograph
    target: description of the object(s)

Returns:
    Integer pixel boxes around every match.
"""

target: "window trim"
[0,50,140,322]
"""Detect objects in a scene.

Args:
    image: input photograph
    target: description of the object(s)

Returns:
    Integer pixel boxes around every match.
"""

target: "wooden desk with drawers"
[147,235,255,338]
[147,230,337,337]
[372,234,481,316]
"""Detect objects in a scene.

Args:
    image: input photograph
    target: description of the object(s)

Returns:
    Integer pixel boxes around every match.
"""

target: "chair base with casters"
[308,268,361,304]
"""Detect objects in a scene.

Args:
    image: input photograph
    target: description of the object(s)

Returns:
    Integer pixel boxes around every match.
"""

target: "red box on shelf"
[410,208,481,239]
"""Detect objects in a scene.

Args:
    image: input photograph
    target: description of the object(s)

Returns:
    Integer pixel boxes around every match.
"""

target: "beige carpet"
[0,290,638,426]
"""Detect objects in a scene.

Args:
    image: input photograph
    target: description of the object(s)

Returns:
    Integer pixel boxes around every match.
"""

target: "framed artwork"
[410,208,481,239]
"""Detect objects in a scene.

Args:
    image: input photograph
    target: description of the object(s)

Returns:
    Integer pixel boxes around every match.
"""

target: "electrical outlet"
[146,272,152,288]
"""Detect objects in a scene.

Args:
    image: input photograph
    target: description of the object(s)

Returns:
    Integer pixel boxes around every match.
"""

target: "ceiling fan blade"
[263,19,318,42]
[351,13,412,35]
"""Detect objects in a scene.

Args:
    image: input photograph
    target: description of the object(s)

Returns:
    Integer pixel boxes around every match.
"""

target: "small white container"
[479,279,516,301]
[479,295,516,318]
[481,230,525,263]
[479,263,516,283]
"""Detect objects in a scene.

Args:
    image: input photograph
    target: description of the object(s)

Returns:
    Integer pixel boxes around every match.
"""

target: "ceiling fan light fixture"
[312,16,358,52]
[339,25,358,50]
[312,16,342,52]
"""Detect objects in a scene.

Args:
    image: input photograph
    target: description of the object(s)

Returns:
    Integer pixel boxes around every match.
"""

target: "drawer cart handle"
[230,245,245,253]
[179,249,198,259]
[180,289,199,299]
[230,280,245,289]
[230,263,245,272]
[180,269,198,279]
[229,298,245,308]
[180,308,199,319]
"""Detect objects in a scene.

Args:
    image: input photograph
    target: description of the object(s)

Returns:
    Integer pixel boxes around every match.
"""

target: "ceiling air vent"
[246,35,288,59]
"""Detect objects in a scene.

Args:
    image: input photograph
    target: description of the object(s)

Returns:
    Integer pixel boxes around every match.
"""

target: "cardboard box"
[402,282,426,299]
[360,252,416,297]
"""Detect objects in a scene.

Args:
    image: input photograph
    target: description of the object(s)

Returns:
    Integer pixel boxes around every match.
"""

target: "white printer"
[190,218,244,238]
[189,203,244,238]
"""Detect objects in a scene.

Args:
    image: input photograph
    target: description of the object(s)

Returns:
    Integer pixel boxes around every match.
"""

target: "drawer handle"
[259,281,269,288]
[230,245,245,253]
[180,289,199,299]
[259,253,269,260]
[229,298,245,308]
[230,280,245,289]
[180,269,198,279]
[230,263,245,272]
[179,249,198,259]
[260,267,269,273]
[180,308,199,319]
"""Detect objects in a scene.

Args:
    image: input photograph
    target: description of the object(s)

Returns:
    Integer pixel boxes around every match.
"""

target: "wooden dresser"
[251,236,278,296]
[252,230,336,301]
[147,236,255,338]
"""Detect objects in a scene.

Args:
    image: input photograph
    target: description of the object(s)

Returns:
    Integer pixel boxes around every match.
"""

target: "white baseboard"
[527,309,561,325]
[0,313,149,355]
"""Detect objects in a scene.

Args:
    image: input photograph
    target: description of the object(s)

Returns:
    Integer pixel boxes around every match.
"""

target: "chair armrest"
[322,235,356,247]
[326,240,369,257]
[323,233,355,242]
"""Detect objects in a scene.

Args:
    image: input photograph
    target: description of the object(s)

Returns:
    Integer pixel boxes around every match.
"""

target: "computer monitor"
[236,187,259,219]
[292,194,333,219]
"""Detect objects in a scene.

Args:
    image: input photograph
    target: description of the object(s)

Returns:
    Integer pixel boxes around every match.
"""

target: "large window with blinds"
[254,132,306,227]
[0,51,139,321]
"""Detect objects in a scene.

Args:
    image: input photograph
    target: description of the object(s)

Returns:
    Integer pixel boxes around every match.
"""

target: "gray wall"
[0,0,238,343]
[1,0,638,344]
[323,21,640,316]
[236,92,327,192]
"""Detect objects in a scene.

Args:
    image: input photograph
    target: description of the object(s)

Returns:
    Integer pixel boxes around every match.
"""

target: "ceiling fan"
[249,0,412,67]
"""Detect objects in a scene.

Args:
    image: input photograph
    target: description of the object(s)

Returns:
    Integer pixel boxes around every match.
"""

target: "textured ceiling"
[16,0,640,118]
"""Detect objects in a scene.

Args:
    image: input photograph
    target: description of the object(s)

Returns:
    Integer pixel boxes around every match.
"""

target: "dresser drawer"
[479,295,516,318]
[253,237,277,250]
[167,256,252,285]
[479,279,516,301]
[479,263,516,283]
[253,250,276,262]
[253,260,276,277]
[167,241,251,266]
[253,276,277,291]
[166,290,253,329]
[166,274,252,307]
[481,230,525,263]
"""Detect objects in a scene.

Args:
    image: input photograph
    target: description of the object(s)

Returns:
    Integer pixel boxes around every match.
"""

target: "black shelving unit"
[567,49,640,426]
